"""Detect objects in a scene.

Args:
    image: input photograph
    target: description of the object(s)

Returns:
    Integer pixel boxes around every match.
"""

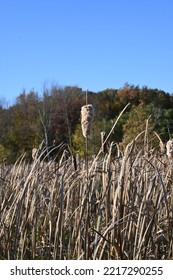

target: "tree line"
[0,83,173,163]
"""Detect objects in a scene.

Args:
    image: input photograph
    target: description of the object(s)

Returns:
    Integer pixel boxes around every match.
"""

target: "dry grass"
[0,141,173,260]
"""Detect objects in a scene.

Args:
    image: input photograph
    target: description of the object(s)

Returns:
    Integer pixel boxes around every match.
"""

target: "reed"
[0,137,173,260]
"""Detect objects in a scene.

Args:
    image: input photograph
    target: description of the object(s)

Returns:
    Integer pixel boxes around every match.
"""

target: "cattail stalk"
[101,131,107,154]
[81,102,94,186]
[80,93,94,259]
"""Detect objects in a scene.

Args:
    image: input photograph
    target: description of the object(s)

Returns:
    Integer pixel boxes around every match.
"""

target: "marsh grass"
[0,139,173,260]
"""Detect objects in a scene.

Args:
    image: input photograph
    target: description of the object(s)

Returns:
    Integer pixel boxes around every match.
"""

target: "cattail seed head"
[32,148,38,160]
[166,139,173,159]
[159,141,166,154]
[81,104,94,138]
[101,131,106,153]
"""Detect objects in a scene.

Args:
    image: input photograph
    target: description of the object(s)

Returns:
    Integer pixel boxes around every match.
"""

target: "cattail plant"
[81,104,94,138]
[159,141,166,155]
[80,102,94,259]
[32,148,38,160]
[1,133,173,260]
[101,131,107,154]
[166,139,173,159]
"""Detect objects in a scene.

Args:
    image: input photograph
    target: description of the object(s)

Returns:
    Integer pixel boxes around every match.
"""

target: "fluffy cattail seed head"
[166,139,173,159]
[81,104,94,138]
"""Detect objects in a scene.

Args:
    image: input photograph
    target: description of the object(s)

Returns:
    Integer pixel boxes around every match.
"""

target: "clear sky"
[1,0,173,104]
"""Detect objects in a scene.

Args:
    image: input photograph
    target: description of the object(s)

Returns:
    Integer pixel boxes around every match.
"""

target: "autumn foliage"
[0,83,173,162]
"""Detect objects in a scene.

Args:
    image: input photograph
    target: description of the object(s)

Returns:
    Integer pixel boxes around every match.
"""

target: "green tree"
[155,108,173,141]
[122,103,156,145]
[2,91,41,161]
[50,86,84,148]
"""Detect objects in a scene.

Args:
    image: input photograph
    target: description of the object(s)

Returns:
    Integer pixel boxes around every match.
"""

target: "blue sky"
[1,0,173,104]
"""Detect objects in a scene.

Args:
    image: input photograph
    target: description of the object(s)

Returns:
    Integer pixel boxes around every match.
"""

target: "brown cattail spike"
[81,104,94,138]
